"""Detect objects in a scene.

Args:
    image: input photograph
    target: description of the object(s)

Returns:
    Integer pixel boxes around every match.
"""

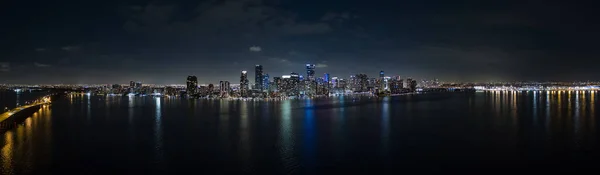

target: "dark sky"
[1,0,598,84]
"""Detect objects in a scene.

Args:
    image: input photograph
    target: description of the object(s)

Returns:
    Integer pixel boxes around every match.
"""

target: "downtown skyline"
[2,0,599,84]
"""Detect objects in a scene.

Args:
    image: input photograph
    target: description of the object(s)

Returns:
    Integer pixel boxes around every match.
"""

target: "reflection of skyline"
[381,97,390,156]
[239,101,252,171]
[154,97,164,165]
[278,100,297,172]
[2,131,13,174]
[303,99,316,171]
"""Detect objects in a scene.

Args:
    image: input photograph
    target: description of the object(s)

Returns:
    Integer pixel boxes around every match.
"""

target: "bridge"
[0,96,51,123]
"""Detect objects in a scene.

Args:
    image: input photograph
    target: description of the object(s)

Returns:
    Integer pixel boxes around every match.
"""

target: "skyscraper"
[379,71,386,91]
[356,74,368,92]
[240,71,249,97]
[331,77,338,88]
[255,65,263,90]
[219,81,230,97]
[186,76,198,95]
[290,72,300,96]
[306,64,315,81]
[273,77,282,91]
[262,74,269,91]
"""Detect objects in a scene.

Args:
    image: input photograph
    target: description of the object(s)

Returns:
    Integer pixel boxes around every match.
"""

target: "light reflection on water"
[154,97,164,165]
[0,92,599,173]
[303,99,316,172]
[278,100,297,173]
[2,131,13,175]
[0,105,52,175]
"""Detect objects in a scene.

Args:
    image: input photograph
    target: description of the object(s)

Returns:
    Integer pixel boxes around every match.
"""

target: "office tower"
[273,77,281,91]
[219,81,230,97]
[331,77,338,88]
[324,73,330,83]
[306,64,315,81]
[262,74,270,91]
[349,75,357,91]
[356,74,368,92]
[338,78,347,89]
[379,71,385,91]
[135,82,142,89]
[240,71,249,97]
[281,75,292,96]
[255,65,263,91]
[186,76,198,95]
[290,72,300,96]
[129,81,135,88]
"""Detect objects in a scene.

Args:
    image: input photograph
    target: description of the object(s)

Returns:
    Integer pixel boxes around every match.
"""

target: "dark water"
[1,91,600,174]
[0,91,48,110]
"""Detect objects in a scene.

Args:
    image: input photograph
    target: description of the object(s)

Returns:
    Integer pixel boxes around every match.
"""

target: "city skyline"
[2,0,599,84]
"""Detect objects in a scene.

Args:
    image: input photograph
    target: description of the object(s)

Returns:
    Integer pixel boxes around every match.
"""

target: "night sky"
[1,0,598,84]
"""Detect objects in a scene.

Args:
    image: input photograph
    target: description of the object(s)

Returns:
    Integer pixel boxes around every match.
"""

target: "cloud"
[123,0,347,41]
[61,46,80,51]
[35,48,47,52]
[249,46,262,52]
[315,63,328,68]
[320,12,352,21]
[34,62,51,67]
[0,62,9,72]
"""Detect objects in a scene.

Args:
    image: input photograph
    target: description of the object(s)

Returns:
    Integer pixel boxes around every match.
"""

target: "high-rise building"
[338,78,347,89]
[389,76,403,94]
[219,81,230,97]
[135,82,142,89]
[356,74,368,92]
[255,65,263,90]
[273,77,282,91]
[306,64,315,81]
[349,75,357,91]
[186,76,198,95]
[290,72,300,96]
[240,71,249,97]
[129,81,135,88]
[331,77,338,88]
[379,71,386,91]
[262,74,269,91]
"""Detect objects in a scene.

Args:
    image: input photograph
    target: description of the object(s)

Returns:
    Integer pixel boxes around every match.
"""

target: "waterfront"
[1,91,599,174]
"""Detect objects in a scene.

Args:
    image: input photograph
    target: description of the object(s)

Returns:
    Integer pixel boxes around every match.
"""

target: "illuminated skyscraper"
[331,77,338,88]
[186,76,198,95]
[255,65,263,90]
[290,72,300,96]
[273,77,282,91]
[306,64,315,81]
[356,74,368,92]
[240,71,249,97]
[262,74,269,91]
[219,81,230,97]
[379,71,385,91]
